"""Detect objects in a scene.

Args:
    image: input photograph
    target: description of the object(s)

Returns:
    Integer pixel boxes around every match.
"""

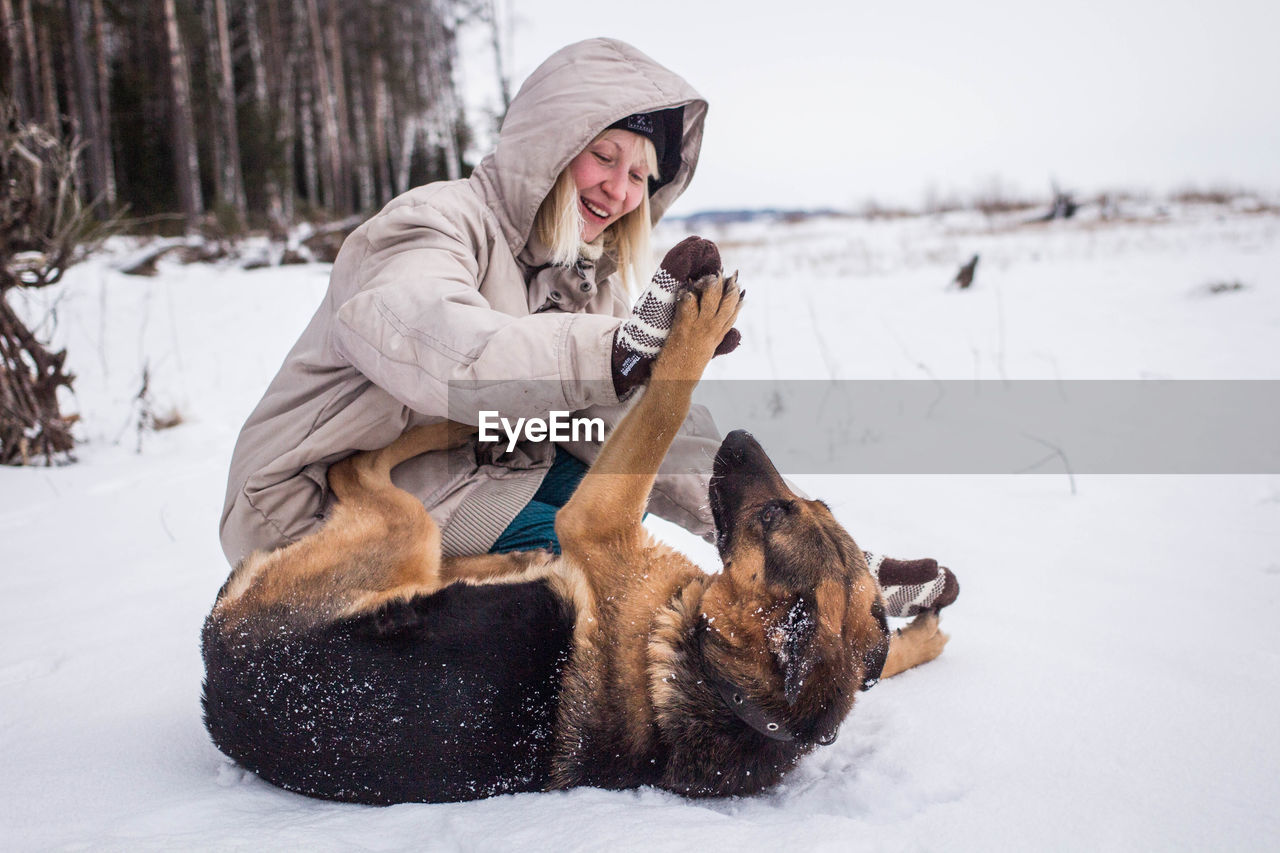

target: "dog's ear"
[769,595,820,706]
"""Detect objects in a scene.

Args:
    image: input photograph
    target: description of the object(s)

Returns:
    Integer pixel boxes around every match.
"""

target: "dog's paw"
[683,272,742,357]
[899,611,949,664]
[657,272,743,379]
[680,271,742,306]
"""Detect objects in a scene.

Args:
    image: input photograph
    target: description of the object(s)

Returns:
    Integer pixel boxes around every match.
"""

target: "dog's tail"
[330,421,476,499]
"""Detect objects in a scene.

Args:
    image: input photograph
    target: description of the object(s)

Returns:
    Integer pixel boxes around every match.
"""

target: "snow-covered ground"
[3,203,1279,850]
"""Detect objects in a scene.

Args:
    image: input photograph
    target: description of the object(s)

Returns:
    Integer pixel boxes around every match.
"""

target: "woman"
[220,38,723,564]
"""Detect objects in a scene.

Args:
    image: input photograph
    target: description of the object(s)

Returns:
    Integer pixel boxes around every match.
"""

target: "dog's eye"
[760,502,787,529]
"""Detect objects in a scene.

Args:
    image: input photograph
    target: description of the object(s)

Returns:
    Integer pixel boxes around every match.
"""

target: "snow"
[4,204,1280,850]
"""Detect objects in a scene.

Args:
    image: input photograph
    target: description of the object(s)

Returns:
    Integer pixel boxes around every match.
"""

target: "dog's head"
[699,430,889,747]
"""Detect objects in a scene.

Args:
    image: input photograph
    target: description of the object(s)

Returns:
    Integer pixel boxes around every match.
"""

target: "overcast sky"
[458,0,1280,214]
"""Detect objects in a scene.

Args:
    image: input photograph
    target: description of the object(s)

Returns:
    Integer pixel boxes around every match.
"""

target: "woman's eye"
[629,172,644,184]
[593,152,612,165]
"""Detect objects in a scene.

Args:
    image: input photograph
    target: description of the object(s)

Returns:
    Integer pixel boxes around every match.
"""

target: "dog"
[201,273,948,804]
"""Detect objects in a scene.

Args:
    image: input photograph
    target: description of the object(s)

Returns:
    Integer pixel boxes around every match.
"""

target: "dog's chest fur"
[546,542,810,796]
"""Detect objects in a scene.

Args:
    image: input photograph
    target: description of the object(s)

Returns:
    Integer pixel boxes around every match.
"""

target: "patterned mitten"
[612,236,740,397]
[866,553,960,617]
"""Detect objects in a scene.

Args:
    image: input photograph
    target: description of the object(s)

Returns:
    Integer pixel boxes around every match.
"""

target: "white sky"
[458,0,1280,214]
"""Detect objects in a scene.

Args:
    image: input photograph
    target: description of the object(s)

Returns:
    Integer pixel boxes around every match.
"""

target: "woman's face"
[568,130,652,243]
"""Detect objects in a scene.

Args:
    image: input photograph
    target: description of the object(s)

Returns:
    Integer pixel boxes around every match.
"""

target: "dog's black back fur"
[202,580,573,804]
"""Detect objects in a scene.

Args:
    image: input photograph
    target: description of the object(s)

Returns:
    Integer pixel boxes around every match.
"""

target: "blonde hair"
[533,132,660,295]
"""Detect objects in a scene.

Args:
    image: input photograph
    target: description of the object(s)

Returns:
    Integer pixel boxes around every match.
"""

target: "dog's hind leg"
[320,420,479,617]
[330,420,477,498]
[212,421,475,630]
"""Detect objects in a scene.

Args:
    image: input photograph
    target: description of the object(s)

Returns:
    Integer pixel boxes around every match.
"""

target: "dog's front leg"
[555,274,741,575]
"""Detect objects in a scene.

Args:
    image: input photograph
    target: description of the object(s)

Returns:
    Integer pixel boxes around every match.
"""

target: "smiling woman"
[570,130,655,242]
[533,111,678,291]
[219,38,723,567]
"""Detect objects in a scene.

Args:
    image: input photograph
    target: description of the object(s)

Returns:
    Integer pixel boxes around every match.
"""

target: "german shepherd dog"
[202,274,948,804]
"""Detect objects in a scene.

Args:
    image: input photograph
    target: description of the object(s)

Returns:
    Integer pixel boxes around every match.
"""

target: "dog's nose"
[723,429,757,460]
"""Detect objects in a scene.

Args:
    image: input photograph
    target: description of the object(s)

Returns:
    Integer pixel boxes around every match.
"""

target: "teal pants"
[488,448,588,555]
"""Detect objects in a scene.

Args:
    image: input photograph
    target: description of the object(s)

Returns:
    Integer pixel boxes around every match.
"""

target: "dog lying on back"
[201,272,948,803]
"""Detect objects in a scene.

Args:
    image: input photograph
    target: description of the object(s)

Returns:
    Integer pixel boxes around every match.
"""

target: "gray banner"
[448,380,1280,474]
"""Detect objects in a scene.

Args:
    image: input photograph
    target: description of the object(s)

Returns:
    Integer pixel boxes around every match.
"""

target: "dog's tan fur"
[207,272,947,800]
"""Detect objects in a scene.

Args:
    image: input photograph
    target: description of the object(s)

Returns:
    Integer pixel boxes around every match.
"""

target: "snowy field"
[3,202,1279,850]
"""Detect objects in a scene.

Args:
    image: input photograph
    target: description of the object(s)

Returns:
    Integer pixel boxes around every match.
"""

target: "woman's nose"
[601,167,627,201]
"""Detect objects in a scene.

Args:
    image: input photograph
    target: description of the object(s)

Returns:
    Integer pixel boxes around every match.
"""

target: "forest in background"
[1,0,491,234]
[2,0,506,465]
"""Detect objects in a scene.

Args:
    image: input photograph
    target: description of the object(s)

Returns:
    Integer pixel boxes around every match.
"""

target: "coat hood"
[471,38,708,260]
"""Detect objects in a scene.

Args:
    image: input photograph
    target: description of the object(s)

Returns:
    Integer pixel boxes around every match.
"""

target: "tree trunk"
[370,51,392,204]
[209,0,247,226]
[323,0,352,213]
[266,0,297,225]
[395,3,417,190]
[65,0,107,204]
[296,41,320,209]
[36,17,59,132]
[421,0,460,181]
[486,0,511,117]
[303,0,339,212]
[89,0,115,206]
[243,0,284,228]
[162,0,204,228]
[19,0,41,123]
[348,47,374,212]
[0,0,27,119]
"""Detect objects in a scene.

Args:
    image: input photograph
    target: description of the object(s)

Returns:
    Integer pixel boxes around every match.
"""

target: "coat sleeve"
[331,198,622,421]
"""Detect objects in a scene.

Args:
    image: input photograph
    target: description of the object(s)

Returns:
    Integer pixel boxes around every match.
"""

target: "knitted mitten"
[866,554,960,617]
[612,236,740,397]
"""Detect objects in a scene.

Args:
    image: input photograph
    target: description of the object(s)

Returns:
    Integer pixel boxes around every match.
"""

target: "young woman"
[220,38,722,564]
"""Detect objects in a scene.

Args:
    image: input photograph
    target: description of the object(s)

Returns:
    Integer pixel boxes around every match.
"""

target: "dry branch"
[1,103,116,464]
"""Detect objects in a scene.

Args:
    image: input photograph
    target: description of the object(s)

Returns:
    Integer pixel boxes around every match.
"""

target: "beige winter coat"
[220,38,719,566]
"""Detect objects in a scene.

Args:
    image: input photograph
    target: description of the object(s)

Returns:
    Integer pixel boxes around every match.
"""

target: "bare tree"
[89,0,115,206]
[64,0,110,205]
[1,0,29,117]
[162,0,204,229]
[303,0,341,211]
[243,0,284,228]
[36,9,59,131]
[370,50,393,203]
[484,0,511,117]
[265,0,299,225]
[205,0,247,227]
